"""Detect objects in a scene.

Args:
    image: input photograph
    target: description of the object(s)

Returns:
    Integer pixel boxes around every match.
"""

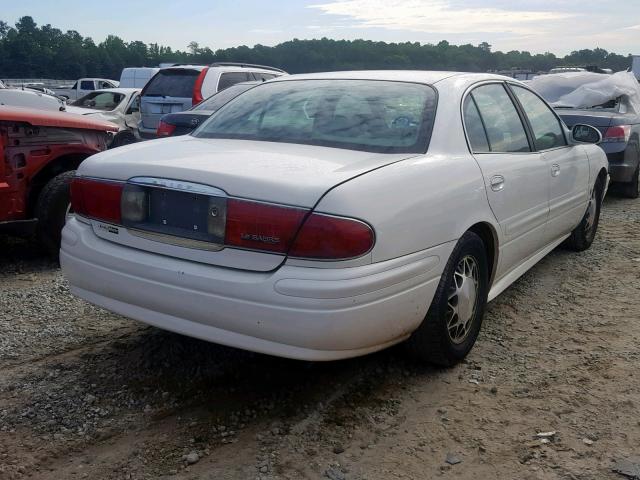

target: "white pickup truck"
[54,78,119,101]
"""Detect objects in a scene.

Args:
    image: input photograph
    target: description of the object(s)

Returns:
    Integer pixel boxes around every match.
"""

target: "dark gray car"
[558,105,640,197]
[530,72,640,198]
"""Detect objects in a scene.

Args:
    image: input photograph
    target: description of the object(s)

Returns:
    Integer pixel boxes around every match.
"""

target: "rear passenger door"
[463,83,549,278]
[509,84,590,244]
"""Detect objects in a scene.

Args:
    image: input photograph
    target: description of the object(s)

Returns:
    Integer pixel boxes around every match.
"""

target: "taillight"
[289,213,375,260]
[156,120,177,137]
[602,125,631,143]
[192,67,209,105]
[70,178,123,224]
[225,199,308,253]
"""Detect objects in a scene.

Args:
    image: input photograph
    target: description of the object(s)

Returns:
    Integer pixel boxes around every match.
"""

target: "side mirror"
[572,124,602,144]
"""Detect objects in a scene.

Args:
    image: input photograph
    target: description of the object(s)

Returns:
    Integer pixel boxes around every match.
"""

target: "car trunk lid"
[78,136,415,271]
[140,69,199,130]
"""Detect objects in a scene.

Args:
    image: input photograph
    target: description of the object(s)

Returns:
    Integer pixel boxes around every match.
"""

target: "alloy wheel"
[446,255,479,344]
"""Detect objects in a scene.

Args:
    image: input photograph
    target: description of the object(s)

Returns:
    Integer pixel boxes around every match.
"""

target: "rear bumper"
[606,149,638,183]
[60,218,447,360]
[608,163,637,183]
[137,125,157,139]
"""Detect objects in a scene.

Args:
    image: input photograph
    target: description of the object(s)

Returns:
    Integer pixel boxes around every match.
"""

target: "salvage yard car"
[65,88,141,148]
[61,71,608,365]
[0,107,118,256]
[138,63,286,138]
[54,77,119,101]
[530,71,640,198]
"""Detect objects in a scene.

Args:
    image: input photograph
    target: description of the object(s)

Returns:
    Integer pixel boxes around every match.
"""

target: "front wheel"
[565,178,603,251]
[36,171,76,259]
[405,231,489,366]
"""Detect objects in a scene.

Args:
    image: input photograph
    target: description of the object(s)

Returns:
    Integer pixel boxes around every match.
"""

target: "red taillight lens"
[225,199,308,253]
[156,120,177,137]
[70,178,123,224]
[603,125,631,143]
[289,213,375,260]
[192,67,209,105]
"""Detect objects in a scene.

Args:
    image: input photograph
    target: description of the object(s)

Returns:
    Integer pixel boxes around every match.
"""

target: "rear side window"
[469,84,530,153]
[511,85,567,150]
[218,72,253,91]
[80,80,94,91]
[253,72,276,81]
[144,70,199,98]
[463,96,490,152]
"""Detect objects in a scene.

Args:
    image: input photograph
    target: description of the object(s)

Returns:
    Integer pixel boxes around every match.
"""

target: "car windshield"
[71,91,125,111]
[194,79,437,154]
[193,83,256,111]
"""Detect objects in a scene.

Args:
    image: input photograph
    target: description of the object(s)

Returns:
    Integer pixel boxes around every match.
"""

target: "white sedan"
[60,71,608,364]
[65,88,141,147]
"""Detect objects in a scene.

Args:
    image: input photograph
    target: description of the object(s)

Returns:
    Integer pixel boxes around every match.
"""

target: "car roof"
[161,65,283,74]
[268,70,511,85]
[90,88,140,94]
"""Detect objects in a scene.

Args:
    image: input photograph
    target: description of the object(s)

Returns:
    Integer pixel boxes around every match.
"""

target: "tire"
[36,170,76,259]
[621,165,639,199]
[109,131,137,149]
[565,177,604,252]
[405,231,489,366]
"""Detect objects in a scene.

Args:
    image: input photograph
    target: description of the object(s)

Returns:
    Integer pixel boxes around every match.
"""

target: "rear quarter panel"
[315,152,496,266]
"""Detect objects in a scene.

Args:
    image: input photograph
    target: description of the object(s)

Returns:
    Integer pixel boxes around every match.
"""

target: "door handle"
[490,175,505,192]
[551,164,560,177]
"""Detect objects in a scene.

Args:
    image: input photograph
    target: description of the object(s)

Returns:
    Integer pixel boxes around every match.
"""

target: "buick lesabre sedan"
[60,71,608,365]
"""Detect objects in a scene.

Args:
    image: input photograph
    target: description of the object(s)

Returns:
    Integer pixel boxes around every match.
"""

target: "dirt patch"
[1,194,639,480]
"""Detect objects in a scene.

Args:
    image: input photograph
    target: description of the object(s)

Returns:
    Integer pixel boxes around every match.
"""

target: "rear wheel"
[621,165,639,199]
[405,231,489,366]
[565,177,603,251]
[36,171,76,259]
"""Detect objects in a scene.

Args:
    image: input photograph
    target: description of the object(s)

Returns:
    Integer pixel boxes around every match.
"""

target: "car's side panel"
[314,152,491,267]
[470,151,549,280]
[542,145,590,243]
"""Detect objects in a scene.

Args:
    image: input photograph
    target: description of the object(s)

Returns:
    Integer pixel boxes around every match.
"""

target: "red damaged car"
[0,107,118,256]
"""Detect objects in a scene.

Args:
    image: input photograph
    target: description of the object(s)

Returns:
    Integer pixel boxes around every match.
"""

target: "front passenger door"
[463,83,549,279]
[509,85,590,244]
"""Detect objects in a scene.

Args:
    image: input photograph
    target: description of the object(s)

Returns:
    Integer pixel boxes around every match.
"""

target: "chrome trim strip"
[128,177,227,197]
[128,228,225,252]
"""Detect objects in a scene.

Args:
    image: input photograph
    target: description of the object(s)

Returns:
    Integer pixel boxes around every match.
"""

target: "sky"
[3,0,639,56]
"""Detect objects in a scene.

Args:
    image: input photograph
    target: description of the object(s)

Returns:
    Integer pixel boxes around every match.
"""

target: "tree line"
[0,16,633,80]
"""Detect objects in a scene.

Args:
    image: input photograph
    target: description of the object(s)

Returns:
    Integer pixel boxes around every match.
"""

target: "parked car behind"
[54,78,119,101]
[0,107,118,256]
[65,88,141,148]
[156,81,259,137]
[119,67,159,88]
[0,84,66,111]
[530,71,640,197]
[138,63,286,138]
[61,71,607,365]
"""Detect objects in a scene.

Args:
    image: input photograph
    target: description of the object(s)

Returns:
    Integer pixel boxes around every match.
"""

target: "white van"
[119,68,160,89]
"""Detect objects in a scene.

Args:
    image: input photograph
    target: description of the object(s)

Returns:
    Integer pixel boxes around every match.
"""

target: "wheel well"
[27,153,87,216]
[468,222,498,287]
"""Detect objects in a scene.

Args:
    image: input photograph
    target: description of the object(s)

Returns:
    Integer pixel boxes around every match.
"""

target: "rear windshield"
[193,83,256,111]
[144,69,199,98]
[194,79,437,154]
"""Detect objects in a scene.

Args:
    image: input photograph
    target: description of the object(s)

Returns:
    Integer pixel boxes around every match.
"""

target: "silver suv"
[138,62,286,138]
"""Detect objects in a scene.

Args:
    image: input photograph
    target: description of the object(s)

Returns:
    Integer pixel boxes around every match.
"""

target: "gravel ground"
[0,194,639,480]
